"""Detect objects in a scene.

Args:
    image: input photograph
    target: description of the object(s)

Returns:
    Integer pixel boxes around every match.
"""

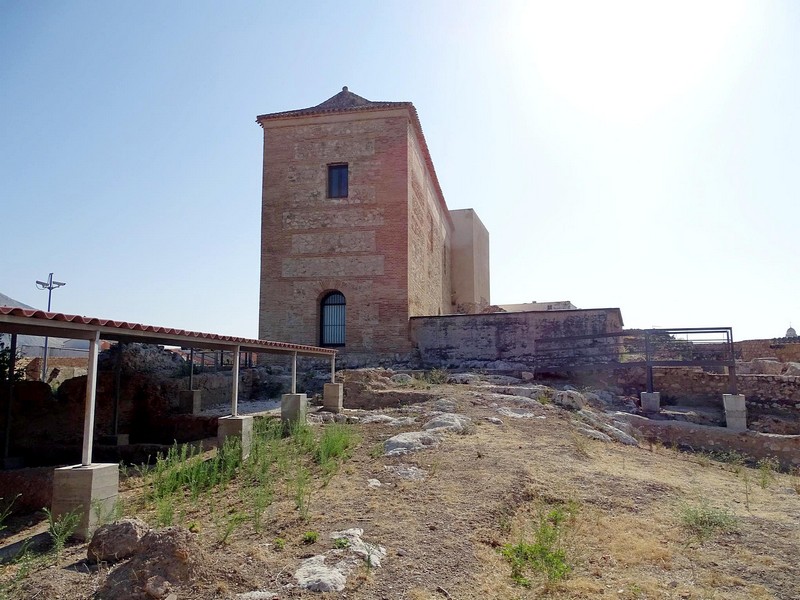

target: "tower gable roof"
[256,88,452,226]
[256,87,410,121]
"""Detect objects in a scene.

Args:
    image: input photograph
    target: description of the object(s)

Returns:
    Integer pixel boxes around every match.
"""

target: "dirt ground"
[1,377,799,599]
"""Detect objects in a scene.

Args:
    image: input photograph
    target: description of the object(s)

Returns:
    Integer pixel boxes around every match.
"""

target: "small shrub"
[422,368,449,385]
[273,537,286,551]
[679,500,737,541]
[536,394,551,405]
[302,530,319,544]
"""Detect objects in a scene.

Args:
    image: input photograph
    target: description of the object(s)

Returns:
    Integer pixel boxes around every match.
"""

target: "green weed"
[43,507,81,554]
[679,500,737,541]
[500,503,577,586]
[757,457,779,489]
[369,442,385,459]
[0,494,20,532]
[316,424,359,476]
[288,419,316,454]
[250,485,273,533]
[571,434,590,459]
[302,530,319,544]
[218,511,246,545]
[712,449,747,468]
[333,536,350,549]
[92,497,123,528]
[273,537,286,551]
[294,466,312,521]
[743,471,752,511]
[155,497,175,526]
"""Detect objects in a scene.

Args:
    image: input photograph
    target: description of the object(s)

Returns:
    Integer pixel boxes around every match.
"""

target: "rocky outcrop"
[87,517,149,564]
[293,529,386,592]
[97,527,204,600]
[384,431,441,455]
[423,413,472,433]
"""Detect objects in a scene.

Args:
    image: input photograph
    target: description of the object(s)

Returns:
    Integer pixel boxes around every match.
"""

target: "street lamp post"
[35,272,66,381]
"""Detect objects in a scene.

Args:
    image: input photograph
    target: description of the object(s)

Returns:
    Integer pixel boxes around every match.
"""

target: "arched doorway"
[320,291,346,347]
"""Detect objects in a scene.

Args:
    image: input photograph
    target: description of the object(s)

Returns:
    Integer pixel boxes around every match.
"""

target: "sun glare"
[509,0,754,123]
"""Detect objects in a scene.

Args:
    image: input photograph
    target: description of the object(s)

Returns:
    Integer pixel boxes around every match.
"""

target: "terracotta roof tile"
[0,306,336,356]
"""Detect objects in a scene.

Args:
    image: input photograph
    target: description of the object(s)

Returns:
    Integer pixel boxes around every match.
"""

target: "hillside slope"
[1,376,798,599]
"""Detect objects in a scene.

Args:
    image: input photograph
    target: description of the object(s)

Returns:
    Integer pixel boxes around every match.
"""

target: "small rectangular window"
[328,164,348,198]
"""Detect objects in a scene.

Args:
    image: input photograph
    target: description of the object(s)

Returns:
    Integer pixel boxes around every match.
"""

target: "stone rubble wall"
[653,368,800,408]
[410,308,623,368]
[619,414,800,469]
[735,338,800,362]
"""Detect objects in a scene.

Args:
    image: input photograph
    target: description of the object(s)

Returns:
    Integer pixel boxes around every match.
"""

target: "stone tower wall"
[258,109,413,354]
[407,123,453,317]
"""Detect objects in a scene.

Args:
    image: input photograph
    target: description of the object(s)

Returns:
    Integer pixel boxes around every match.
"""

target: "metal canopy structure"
[0,306,337,467]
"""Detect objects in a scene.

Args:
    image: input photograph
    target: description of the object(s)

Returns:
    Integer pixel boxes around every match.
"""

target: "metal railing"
[534,327,737,394]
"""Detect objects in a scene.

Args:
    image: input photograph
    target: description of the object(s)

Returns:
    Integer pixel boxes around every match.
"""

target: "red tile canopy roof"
[0,306,336,357]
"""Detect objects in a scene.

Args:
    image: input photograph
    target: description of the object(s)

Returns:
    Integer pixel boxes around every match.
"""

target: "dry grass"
[2,383,799,599]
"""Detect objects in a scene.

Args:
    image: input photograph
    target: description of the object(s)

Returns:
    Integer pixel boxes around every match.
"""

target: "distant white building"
[497,300,577,313]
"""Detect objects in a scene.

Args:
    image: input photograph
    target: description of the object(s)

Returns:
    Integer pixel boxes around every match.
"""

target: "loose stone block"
[323,383,344,413]
[51,463,119,541]
[179,389,202,414]
[217,415,254,459]
[640,392,661,413]
[282,393,308,425]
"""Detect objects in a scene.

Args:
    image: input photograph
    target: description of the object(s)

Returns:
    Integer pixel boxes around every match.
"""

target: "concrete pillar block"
[281,393,308,425]
[723,394,747,431]
[323,383,344,413]
[725,410,748,431]
[217,415,254,459]
[640,392,661,413]
[722,394,746,411]
[51,463,119,541]
[179,389,203,414]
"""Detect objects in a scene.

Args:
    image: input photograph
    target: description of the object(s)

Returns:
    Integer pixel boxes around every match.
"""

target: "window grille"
[320,291,346,346]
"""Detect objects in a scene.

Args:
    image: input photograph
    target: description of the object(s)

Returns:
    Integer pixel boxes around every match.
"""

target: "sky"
[1,0,798,342]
